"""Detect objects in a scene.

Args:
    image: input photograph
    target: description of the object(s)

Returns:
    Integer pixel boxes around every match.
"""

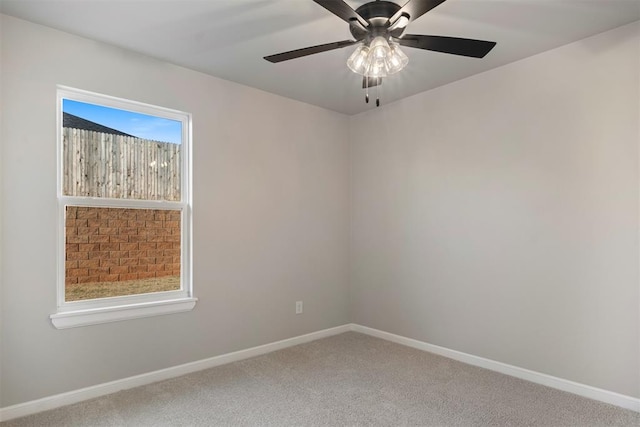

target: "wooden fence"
[63,128,181,201]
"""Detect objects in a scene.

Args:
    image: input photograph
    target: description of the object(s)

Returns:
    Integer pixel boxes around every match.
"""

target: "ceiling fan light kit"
[264,0,497,107]
[348,37,407,78]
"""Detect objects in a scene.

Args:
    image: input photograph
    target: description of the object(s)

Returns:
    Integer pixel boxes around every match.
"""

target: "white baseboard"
[2,323,638,421]
[350,324,640,413]
[0,324,351,422]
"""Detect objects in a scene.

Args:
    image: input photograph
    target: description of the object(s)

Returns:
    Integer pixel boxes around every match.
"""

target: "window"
[50,87,195,329]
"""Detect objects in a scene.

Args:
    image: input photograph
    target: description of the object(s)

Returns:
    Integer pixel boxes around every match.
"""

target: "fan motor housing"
[350,1,404,40]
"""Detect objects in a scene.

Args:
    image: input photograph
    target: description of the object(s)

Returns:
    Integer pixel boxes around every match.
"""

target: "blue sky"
[63,99,182,144]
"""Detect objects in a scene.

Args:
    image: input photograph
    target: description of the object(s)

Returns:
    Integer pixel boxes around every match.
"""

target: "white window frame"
[50,86,196,329]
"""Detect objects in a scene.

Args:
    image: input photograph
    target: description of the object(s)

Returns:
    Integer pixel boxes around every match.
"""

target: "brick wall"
[65,206,181,285]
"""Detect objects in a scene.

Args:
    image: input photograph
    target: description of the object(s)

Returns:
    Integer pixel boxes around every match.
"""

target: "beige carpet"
[2,332,639,426]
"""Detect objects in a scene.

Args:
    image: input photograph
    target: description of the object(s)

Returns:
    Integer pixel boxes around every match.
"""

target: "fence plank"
[62,128,181,201]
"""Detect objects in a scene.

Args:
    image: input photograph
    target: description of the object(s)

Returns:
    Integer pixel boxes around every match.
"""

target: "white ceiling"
[1,0,639,115]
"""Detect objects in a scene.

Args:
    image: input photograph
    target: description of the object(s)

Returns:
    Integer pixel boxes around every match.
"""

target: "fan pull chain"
[376,83,380,107]
[365,76,369,103]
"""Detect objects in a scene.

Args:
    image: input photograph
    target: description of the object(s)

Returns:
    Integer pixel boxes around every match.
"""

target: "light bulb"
[347,44,370,75]
[385,42,409,75]
[368,57,387,78]
[369,36,390,60]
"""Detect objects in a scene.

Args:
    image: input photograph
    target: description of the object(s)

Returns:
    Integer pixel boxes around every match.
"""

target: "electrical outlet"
[295,301,303,314]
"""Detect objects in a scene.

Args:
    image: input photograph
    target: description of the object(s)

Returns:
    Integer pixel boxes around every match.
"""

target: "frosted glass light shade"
[385,42,409,75]
[370,36,390,60]
[368,57,387,78]
[347,45,370,75]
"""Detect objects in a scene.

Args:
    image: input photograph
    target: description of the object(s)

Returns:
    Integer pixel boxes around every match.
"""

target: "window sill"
[50,297,197,329]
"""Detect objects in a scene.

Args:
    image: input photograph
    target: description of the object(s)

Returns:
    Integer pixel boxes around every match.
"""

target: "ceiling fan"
[264,0,496,106]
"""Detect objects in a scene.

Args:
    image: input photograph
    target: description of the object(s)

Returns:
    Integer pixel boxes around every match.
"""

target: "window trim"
[51,86,195,329]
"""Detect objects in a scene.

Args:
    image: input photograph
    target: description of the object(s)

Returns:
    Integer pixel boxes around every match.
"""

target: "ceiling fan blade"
[398,35,496,58]
[362,76,382,89]
[313,0,369,28]
[264,40,357,63]
[390,0,448,24]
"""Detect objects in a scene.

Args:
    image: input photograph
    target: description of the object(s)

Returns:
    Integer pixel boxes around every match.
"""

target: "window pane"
[62,99,182,201]
[65,206,181,302]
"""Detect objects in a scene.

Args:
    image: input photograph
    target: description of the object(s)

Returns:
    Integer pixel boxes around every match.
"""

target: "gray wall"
[0,15,350,406]
[350,22,640,398]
